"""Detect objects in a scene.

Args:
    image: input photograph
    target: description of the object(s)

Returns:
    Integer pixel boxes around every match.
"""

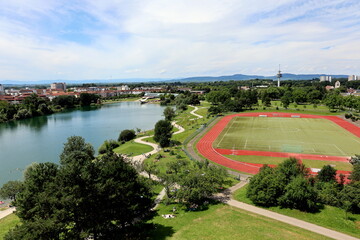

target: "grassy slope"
[214,117,360,156]
[0,214,19,240]
[113,141,153,156]
[225,155,353,171]
[233,186,360,238]
[148,203,331,240]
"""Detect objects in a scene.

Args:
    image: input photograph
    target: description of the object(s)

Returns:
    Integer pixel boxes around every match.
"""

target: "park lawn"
[0,214,20,240]
[195,107,208,118]
[148,203,331,240]
[225,155,353,171]
[302,159,353,171]
[144,148,194,175]
[233,186,360,238]
[113,141,153,156]
[214,117,360,156]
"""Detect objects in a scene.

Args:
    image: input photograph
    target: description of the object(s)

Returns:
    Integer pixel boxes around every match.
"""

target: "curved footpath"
[189,105,204,120]
[213,182,359,240]
[132,121,185,164]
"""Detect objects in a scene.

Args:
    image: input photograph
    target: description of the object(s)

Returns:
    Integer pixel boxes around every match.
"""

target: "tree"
[8,137,154,239]
[278,176,319,212]
[350,163,360,182]
[339,181,360,214]
[154,120,173,148]
[317,165,337,183]
[79,93,100,106]
[118,129,136,142]
[163,107,176,121]
[0,181,24,201]
[247,165,284,207]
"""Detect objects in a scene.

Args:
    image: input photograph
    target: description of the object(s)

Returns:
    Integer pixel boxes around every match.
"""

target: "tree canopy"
[6,136,153,239]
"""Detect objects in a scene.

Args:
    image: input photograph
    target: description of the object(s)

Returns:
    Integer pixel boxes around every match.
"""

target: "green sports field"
[214,117,360,156]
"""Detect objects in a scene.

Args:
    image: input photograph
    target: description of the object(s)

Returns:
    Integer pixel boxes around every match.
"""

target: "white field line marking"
[333,144,346,156]
[217,119,236,148]
[244,139,248,149]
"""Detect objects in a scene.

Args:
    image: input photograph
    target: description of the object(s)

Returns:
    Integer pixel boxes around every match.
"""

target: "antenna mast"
[277,64,282,87]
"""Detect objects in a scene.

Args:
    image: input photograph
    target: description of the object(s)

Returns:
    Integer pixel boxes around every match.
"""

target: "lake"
[0,101,165,186]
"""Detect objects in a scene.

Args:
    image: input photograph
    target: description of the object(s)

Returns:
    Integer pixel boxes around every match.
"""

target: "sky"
[1,0,360,81]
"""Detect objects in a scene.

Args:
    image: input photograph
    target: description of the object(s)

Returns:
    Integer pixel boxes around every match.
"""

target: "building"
[320,76,332,82]
[348,75,360,81]
[334,81,341,89]
[0,84,4,95]
[50,82,66,91]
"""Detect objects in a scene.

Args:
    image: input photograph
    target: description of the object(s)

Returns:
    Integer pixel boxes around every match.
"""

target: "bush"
[98,140,120,154]
[345,113,352,119]
[118,129,136,142]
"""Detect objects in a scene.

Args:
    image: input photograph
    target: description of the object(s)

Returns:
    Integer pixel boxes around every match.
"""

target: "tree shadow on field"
[146,223,175,240]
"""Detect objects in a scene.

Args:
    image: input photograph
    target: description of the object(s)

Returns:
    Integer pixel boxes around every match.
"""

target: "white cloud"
[0,0,360,81]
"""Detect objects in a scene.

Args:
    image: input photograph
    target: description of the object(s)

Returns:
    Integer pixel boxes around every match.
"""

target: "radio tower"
[277,64,282,87]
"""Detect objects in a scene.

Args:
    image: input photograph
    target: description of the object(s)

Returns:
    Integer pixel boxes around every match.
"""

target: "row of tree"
[247,157,360,214]
[0,93,100,123]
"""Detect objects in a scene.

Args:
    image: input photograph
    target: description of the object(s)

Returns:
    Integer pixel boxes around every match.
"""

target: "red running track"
[196,112,358,176]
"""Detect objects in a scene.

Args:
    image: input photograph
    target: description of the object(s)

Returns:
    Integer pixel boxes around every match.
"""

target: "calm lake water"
[0,102,165,186]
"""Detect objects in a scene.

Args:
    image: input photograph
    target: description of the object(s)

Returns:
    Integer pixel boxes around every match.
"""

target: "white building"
[117,85,130,91]
[320,76,332,82]
[50,82,66,91]
[334,81,341,89]
[348,75,360,81]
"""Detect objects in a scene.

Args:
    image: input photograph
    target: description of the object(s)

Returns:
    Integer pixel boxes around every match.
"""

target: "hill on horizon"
[0,73,348,85]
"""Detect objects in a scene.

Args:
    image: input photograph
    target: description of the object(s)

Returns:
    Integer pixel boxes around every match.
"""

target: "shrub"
[118,129,136,142]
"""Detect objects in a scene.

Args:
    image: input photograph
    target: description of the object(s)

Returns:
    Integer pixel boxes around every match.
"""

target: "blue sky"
[1,0,360,81]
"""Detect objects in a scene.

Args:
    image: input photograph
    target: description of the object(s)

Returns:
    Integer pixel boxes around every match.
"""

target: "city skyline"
[1,0,360,81]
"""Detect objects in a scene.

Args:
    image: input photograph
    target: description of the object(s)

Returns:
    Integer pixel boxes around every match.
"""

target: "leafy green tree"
[176,165,228,206]
[247,165,284,207]
[8,137,154,239]
[118,129,136,142]
[317,165,337,183]
[154,120,173,148]
[316,182,340,206]
[142,161,159,178]
[79,93,100,106]
[278,176,319,212]
[350,163,360,182]
[339,181,360,214]
[0,180,24,201]
[163,107,176,121]
[276,157,308,184]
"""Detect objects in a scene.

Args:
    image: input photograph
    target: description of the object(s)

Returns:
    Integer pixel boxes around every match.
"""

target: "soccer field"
[214,117,360,156]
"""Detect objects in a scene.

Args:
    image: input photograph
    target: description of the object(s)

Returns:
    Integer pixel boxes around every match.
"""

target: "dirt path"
[212,182,359,240]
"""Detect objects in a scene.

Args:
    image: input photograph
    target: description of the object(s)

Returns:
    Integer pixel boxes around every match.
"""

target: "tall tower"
[277,65,282,87]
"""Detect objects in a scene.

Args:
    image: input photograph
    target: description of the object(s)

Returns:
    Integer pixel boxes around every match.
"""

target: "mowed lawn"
[225,155,353,171]
[113,141,153,156]
[214,117,360,156]
[148,204,330,240]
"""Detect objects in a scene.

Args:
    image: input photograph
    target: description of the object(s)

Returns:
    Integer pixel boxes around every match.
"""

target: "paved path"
[189,105,203,119]
[0,208,15,220]
[212,182,359,240]
[132,121,185,207]
[132,121,184,164]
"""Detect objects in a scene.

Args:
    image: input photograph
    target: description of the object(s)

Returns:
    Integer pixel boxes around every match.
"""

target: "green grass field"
[0,214,19,240]
[214,117,360,156]
[225,155,353,171]
[234,186,360,238]
[113,141,153,156]
[148,203,331,240]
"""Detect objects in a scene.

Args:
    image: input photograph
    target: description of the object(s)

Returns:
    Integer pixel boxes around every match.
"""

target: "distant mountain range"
[174,73,348,82]
[0,73,349,85]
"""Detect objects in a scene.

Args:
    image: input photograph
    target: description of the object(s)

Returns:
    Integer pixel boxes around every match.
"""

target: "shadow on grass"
[147,223,175,240]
